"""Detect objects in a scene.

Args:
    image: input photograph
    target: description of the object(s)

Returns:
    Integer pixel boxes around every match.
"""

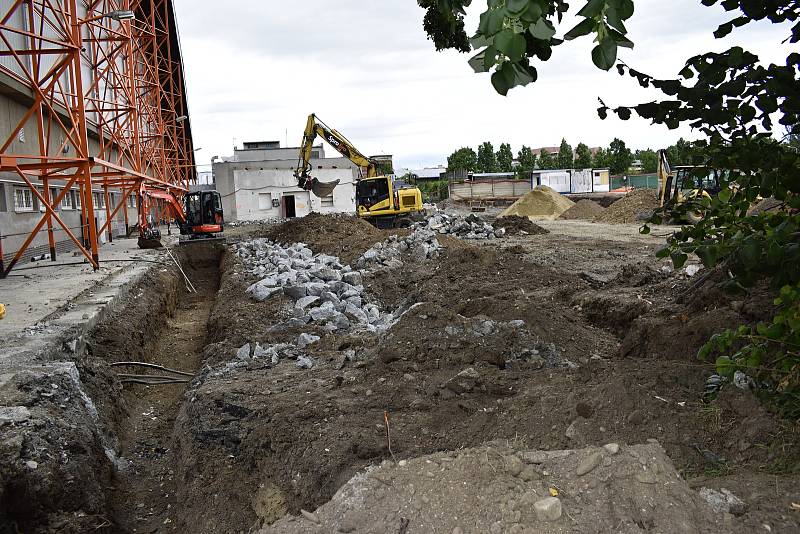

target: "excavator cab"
[180,190,224,238]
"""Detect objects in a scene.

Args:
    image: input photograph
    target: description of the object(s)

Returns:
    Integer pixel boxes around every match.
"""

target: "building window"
[93,191,105,209]
[128,194,136,208]
[73,189,82,209]
[320,194,334,208]
[37,187,46,212]
[0,184,6,212]
[14,187,33,212]
[61,189,74,210]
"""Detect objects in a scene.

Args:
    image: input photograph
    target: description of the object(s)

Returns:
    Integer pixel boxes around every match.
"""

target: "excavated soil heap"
[748,197,786,216]
[594,189,659,224]
[493,215,550,235]
[500,185,574,220]
[559,199,606,220]
[262,212,403,264]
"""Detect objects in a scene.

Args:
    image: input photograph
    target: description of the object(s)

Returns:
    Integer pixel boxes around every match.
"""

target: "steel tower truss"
[0,0,194,276]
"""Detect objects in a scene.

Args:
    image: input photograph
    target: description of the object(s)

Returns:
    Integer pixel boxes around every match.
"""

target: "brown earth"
[594,189,659,224]
[261,212,406,264]
[559,198,606,220]
[6,215,799,534]
[493,215,550,235]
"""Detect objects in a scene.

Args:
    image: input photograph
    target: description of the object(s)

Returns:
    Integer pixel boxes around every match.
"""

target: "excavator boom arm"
[296,113,378,197]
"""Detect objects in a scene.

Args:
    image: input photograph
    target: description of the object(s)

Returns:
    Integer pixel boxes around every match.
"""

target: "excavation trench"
[89,243,223,532]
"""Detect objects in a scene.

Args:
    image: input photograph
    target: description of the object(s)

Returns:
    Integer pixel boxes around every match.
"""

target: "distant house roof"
[411,167,446,179]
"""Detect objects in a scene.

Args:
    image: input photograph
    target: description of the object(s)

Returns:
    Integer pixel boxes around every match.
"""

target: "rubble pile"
[355,228,443,269]
[422,212,507,240]
[235,239,386,332]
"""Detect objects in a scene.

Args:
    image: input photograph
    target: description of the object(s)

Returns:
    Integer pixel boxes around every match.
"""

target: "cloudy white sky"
[174,1,790,171]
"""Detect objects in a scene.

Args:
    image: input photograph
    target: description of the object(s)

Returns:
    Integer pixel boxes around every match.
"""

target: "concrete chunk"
[534,497,562,522]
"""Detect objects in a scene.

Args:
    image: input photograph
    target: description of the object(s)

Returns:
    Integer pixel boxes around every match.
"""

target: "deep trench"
[108,244,222,533]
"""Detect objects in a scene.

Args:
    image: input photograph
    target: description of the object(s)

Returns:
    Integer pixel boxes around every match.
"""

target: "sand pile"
[559,199,606,220]
[494,215,550,235]
[594,189,659,224]
[500,185,574,220]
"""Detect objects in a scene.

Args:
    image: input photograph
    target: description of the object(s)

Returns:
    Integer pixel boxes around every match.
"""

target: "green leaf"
[494,29,526,62]
[592,38,618,70]
[530,18,556,40]
[656,246,671,259]
[695,245,718,267]
[520,1,543,22]
[506,0,530,16]
[718,188,731,202]
[491,62,516,96]
[564,18,595,40]
[716,356,735,378]
[671,252,689,269]
[577,0,606,18]
[469,50,490,73]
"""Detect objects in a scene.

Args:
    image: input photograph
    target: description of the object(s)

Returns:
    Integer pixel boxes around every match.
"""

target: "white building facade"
[212,142,358,221]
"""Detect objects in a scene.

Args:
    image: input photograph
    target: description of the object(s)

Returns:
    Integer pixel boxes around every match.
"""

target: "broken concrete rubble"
[356,228,442,270]
[422,212,508,240]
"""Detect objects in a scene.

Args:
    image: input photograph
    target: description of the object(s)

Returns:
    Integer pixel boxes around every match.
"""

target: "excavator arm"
[295,113,378,197]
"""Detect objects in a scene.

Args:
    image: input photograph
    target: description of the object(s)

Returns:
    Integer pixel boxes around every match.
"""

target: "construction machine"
[657,150,723,223]
[138,188,224,248]
[295,113,424,228]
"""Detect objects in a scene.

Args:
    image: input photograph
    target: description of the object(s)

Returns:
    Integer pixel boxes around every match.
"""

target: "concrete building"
[213,142,359,221]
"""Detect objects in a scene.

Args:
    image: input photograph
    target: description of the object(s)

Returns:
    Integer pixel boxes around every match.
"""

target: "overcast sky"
[173,1,789,171]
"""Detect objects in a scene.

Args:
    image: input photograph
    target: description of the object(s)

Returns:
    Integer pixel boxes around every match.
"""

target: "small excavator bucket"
[308,177,339,198]
[138,236,163,249]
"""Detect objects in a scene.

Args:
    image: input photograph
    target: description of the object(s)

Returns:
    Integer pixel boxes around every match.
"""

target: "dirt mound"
[262,212,402,264]
[500,185,574,220]
[493,215,550,235]
[594,188,659,224]
[262,442,731,534]
[747,197,786,216]
[559,199,606,220]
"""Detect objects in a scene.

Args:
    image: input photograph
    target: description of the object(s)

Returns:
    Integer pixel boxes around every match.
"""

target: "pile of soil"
[493,215,550,235]
[500,186,574,220]
[262,212,402,264]
[747,197,786,216]
[594,189,659,224]
[559,199,606,220]
[262,442,732,534]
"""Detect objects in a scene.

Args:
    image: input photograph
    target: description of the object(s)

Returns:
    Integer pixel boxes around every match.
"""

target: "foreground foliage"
[420,0,800,414]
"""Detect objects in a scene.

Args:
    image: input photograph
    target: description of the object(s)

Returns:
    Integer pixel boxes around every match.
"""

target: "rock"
[320,291,341,306]
[310,302,338,322]
[330,313,351,331]
[295,295,320,310]
[314,267,342,282]
[283,285,309,300]
[297,333,321,349]
[296,356,314,369]
[508,320,525,328]
[344,303,369,324]
[603,443,620,455]
[699,487,747,516]
[252,343,270,359]
[576,402,593,418]
[247,283,282,302]
[305,282,327,297]
[445,367,480,394]
[520,465,538,482]
[505,455,524,477]
[25,460,38,470]
[0,406,32,425]
[300,509,320,524]
[342,271,362,286]
[576,451,603,476]
[534,497,562,522]
[236,343,251,360]
[494,227,506,238]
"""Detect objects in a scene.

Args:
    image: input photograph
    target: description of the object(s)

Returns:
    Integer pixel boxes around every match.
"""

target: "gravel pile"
[594,189,659,224]
[559,199,606,220]
[423,213,507,240]
[235,239,387,333]
[356,227,443,270]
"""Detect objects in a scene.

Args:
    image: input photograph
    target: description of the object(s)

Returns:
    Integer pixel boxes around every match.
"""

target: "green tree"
[517,145,536,172]
[574,143,593,169]
[592,148,608,169]
[476,142,497,173]
[636,149,658,174]
[496,143,514,172]
[447,147,477,172]
[607,138,632,175]
[556,138,573,169]
[537,149,555,170]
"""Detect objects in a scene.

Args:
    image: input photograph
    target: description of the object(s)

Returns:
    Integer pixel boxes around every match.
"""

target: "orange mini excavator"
[138,188,224,248]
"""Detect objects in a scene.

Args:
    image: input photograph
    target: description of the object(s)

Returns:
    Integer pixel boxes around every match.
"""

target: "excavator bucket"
[308,177,339,198]
[138,236,163,249]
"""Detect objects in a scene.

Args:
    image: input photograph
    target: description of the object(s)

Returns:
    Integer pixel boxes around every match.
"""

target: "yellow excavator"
[295,113,424,228]
[657,150,722,223]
